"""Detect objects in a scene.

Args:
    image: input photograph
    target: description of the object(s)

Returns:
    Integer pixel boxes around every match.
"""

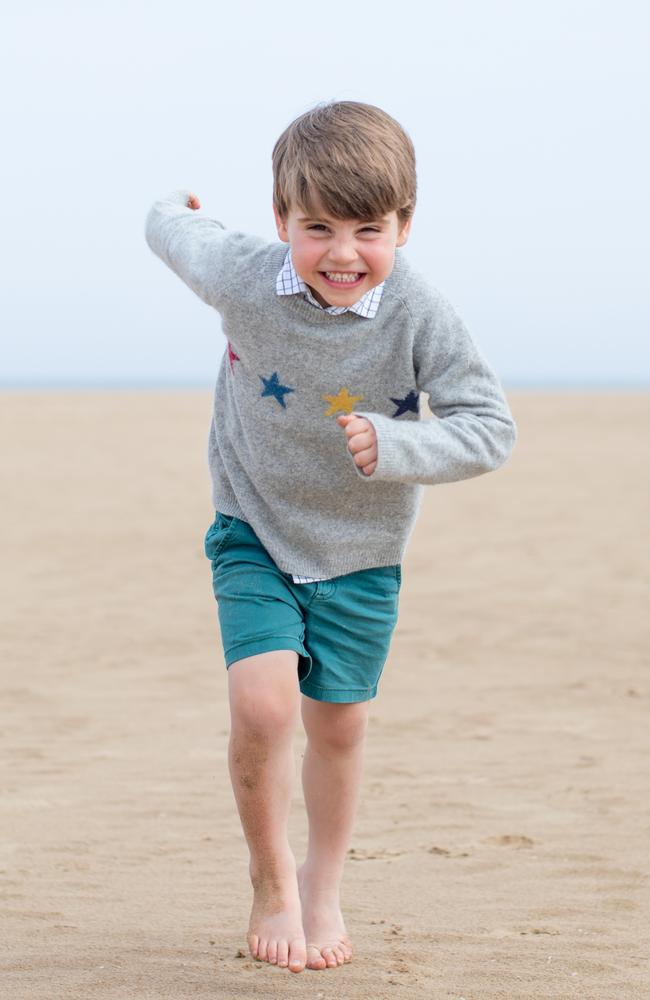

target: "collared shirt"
[276,248,385,319]
[277,248,385,582]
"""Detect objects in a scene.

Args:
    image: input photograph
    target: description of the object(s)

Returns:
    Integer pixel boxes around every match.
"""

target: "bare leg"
[227,650,307,973]
[298,696,370,969]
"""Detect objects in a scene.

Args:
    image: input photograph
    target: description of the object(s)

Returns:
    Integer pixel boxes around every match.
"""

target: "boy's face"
[273,199,412,309]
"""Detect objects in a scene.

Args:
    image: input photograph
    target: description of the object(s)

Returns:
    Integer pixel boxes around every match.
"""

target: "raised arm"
[352,291,517,484]
[144,189,234,309]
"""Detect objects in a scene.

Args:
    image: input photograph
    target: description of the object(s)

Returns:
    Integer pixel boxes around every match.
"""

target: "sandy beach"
[1,388,648,1000]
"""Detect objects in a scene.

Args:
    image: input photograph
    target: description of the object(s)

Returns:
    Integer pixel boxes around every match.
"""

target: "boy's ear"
[396,217,413,247]
[273,203,289,242]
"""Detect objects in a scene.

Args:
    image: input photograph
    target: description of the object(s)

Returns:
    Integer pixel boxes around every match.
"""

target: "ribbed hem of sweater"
[211,498,404,578]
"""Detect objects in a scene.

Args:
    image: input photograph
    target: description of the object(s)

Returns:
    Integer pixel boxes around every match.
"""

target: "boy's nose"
[327,240,359,266]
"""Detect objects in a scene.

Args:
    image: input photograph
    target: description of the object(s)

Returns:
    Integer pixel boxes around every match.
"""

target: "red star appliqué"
[227,341,240,372]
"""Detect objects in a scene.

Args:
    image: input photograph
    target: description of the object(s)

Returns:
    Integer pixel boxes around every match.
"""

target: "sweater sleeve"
[144,189,240,309]
[352,290,517,484]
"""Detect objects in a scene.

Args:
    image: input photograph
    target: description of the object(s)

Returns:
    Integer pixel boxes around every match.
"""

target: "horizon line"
[0,378,649,391]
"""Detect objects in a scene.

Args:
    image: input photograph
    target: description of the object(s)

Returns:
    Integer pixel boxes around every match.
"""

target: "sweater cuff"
[163,189,194,208]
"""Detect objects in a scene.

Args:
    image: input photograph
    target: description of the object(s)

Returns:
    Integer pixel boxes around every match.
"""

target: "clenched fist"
[187,192,201,210]
[337,413,378,477]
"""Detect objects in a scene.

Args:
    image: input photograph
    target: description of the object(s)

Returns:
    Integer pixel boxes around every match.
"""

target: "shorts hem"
[299,681,378,704]
[224,636,308,668]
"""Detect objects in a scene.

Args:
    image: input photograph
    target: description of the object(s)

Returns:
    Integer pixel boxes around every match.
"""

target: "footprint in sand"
[489,925,561,939]
[485,834,534,848]
[347,847,405,861]
[421,844,471,858]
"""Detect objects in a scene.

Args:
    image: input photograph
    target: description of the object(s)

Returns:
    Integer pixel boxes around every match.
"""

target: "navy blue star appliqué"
[390,390,420,417]
[259,372,295,409]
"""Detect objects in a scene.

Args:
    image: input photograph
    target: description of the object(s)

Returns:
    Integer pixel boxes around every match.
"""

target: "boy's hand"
[337,413,378,477]
[187,192,201,210]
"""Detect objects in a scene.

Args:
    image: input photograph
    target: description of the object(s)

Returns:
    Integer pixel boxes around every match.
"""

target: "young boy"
[145,100,516,975]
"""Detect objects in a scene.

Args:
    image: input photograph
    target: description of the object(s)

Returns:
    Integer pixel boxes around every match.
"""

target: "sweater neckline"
[264,243,407,326]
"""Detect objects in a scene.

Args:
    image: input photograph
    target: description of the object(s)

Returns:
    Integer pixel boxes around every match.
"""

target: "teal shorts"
[203,512,402,703]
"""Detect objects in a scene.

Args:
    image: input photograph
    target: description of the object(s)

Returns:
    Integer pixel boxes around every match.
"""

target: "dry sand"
[1,389,648,1000]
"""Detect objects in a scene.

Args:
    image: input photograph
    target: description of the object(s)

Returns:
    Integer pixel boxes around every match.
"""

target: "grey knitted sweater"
[145,190,517,578]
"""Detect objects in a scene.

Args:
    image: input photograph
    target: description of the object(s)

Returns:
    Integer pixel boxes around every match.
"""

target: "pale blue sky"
[1,1,648,386]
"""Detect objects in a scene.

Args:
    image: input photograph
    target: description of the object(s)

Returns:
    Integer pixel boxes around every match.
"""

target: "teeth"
[324,272,361,283]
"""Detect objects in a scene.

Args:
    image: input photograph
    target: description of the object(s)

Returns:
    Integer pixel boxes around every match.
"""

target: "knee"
[230,685,299,738]
[228,651,300,737]
[305,702,369,754]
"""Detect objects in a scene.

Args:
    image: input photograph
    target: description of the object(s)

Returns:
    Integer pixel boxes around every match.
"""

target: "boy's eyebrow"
[297,215,391,224]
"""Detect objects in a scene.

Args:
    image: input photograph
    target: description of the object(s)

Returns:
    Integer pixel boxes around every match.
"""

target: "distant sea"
[1,378,648,391]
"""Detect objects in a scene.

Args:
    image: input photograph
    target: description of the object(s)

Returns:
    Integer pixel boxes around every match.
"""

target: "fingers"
[338,415,370,437]
[347,431,375,455]
[351,444,377,468]
[336,413,377,474]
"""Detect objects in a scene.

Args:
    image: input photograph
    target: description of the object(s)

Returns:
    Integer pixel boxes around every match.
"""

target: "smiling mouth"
[320,271,365,285]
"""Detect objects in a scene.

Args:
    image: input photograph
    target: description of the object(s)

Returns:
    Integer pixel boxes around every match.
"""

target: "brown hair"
[272,101,417,227]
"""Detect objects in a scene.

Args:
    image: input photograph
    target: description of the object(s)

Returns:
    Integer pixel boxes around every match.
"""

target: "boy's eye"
[306,224,380,233]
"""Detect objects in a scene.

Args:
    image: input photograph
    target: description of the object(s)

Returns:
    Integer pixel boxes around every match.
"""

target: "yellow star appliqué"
[322,387,364,416]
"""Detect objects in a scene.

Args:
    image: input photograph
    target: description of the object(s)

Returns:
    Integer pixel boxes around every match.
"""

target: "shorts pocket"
[204,512,238,561]
[376,564,402,594]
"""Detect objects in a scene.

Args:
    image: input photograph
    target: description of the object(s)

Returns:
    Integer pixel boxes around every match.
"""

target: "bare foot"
[297,863,353,970]
[247,858,306,973]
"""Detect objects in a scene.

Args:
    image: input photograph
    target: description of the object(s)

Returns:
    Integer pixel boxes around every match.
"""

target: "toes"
[288,938,306,973]
[267,939,278,964]
[276,938,289,968]
[306,944,327,970]
[248,934,259,959]
[337,936,353,962]
[257,937,268,962]
[306,941,350,969]
[321,946,338,968]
